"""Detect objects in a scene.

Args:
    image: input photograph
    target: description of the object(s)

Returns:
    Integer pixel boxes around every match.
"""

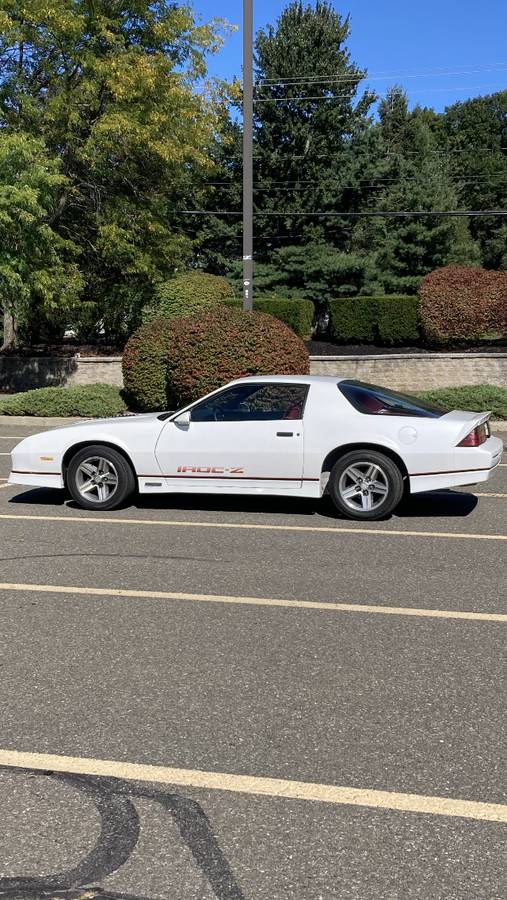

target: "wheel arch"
[321,443,409,484]
[62,440,138,485]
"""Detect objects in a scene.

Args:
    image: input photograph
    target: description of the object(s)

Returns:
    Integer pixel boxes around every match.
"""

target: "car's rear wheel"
[328,450,404,520]
[67,445,135,511]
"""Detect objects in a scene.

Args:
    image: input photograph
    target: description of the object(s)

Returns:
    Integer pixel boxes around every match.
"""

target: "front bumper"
[9,445,65,490]
[9,470,64,489]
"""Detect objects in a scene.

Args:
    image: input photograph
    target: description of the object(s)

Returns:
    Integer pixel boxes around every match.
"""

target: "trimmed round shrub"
[122,318,175,411]
[123,307,310,411]
[142,271,235,324]
[420,266,507,343]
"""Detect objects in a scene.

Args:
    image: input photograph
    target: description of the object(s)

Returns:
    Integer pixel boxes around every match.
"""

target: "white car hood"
[54,412,164,433]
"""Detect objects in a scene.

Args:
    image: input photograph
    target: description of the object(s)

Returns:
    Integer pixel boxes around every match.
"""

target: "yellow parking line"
[0,512,505,542]
[474,492,507,498]
[0,582,505,622]
[0,749,504,822]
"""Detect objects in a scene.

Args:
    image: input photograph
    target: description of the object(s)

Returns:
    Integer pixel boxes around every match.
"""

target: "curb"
[0,415,88,427]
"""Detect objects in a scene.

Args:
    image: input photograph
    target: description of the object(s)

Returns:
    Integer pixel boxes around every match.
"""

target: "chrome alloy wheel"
[75,456,119,504]
[338,462,389,513]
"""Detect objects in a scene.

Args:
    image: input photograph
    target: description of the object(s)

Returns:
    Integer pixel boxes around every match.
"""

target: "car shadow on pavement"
[7,487,68,506]
[7,487,321,517]
[6,486,478,520]
[394,490,478,518]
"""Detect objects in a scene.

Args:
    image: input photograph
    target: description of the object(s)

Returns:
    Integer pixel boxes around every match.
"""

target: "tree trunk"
[2,309,17,350]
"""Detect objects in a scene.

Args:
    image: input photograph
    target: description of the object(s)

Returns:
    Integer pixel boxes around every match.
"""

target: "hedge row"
[217,297,314,340]
[329,296,419,344]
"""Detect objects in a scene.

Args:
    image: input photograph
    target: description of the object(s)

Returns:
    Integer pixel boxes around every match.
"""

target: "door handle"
[276,431,294,437]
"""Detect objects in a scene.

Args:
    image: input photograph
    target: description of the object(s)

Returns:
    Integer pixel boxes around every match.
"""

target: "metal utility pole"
[242,0,253,310]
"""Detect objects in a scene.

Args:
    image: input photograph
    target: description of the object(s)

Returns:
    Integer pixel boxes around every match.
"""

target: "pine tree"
[439,91,507,268]
[354,88,480,294]
[252,1,374,265]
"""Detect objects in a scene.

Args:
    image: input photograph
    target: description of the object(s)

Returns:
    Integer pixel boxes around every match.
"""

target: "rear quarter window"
[338,380,449,418]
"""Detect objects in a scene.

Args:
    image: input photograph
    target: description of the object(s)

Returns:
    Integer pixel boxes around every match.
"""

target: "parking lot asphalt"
[0,423,505,899]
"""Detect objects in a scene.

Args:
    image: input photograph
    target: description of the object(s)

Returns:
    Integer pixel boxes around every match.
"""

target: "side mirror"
[173,410,191,427]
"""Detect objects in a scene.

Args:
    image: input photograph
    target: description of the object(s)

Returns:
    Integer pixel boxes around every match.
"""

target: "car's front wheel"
[66,445,136,511]
[328,450,404,520]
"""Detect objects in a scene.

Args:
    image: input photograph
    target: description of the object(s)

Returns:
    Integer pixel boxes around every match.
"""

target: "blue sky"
[194,0,507,112]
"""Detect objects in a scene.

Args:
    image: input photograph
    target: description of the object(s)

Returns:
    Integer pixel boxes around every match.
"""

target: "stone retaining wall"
[309,354,507,392]
[1,352,506,394]
[0,356,123,393]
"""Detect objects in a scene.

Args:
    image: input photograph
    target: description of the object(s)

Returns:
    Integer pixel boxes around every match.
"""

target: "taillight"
[458,423,488,447]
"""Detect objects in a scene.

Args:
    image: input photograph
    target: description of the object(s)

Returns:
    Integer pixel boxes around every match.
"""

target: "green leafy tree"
[0,133,82,348]
[0,0,228,340]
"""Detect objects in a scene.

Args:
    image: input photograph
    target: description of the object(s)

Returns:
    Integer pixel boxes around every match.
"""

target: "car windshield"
[338,380,449,418]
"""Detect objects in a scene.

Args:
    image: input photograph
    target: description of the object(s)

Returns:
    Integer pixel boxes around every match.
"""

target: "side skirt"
[138,477,322,498]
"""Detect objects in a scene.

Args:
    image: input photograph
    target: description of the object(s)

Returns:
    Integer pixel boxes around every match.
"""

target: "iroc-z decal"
[176,465,245,474]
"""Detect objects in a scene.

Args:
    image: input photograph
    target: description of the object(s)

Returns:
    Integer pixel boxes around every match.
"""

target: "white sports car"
[9,376,503,521]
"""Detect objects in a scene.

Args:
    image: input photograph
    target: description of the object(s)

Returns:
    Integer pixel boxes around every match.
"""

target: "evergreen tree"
[252,1,374,272]
[189,113,243,278]
[439,91,507,268]
[353,88,480,294]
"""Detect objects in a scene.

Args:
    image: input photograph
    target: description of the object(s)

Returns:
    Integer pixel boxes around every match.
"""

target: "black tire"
[328,450,404,521]
[66,444,136,511]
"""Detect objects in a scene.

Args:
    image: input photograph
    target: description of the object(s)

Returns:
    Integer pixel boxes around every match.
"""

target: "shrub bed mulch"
[0,344,124,357]
[306,340,507,357]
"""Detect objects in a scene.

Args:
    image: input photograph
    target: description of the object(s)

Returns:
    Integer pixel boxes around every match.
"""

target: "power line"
[224,146,507,161]
[257,174,507,189]
[256,63,507,87]
[201,172,507,189]
[181,209,507,218]
[252,83,506,103]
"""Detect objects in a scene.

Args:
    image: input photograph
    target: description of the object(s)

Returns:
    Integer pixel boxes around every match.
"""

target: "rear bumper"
[409,436,503,494]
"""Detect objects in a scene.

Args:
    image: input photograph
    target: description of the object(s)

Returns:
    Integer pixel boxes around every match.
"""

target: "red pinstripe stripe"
[139,474,320,482]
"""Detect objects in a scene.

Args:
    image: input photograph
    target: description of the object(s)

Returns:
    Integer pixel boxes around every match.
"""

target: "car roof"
[228,375,345,386]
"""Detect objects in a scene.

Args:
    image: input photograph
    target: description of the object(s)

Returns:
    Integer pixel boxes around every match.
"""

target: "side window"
[191,384,309,422]
[191,385,257,422]
[338,380,448,418]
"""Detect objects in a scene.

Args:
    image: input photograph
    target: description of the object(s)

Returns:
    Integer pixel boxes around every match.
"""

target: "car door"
[155,382,309,491]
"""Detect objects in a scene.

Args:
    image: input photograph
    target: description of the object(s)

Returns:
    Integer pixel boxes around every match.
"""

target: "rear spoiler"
[442,409,492,444]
